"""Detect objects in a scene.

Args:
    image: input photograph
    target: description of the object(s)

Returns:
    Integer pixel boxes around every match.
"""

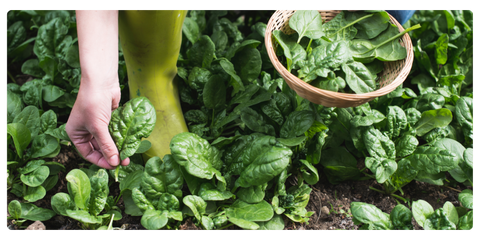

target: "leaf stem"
[326,13,375,39]
[217,223,234,230]
[362,24,422,54]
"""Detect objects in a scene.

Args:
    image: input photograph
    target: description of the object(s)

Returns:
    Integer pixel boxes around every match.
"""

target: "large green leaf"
[141,209,169,230]
[7,123,31,159]
[414,108,453,136]
[88,169,109,216]
[289,10,324,43]
[20,166,49,187]
[225,200,274,229]
[141,155,184,200]
[19,202,56,221]
[109,97,156,160]
[350,202,393,229]
[170,132,224,183]
[234,135,292,188]
[342,60,377,94]
[66,169,91,210]
[407,146,458,174]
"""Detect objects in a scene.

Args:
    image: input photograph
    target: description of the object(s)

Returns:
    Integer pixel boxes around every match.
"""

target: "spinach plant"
[7,103,67,203]
[273,10,420,93]
[50,168,122,229]
[8,199,56,228]
[407,10,473,146]
[352,188,473,230]
[108,96,156,181]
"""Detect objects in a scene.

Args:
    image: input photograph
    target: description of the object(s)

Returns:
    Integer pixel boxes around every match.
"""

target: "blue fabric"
[386,10,416,25]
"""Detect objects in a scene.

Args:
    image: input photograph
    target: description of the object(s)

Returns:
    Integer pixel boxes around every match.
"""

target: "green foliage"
[51,168,121,229]
[273,10,420,93]
[7,10,473,231]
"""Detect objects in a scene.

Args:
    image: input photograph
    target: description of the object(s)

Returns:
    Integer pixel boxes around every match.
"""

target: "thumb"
[92,126,120,167]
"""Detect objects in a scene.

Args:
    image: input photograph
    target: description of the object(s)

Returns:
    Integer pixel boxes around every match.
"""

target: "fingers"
[90,125,121,167]
[73,140,117,170]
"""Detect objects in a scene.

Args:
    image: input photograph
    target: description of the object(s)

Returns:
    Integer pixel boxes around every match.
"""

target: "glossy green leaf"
[8,200,22,220]
[66,169,91,210]
[237,183,267,204]
[412,200,434,227]
[141,209,168,230]
[131,188,155,213]
[66,209,102,224]
[289,10,324,43]
[109,97,156,160]
[13,105,41,139]
[183,195,207,220]
[226,200,274,226]
[408,146,457,174]
[21,166,49,187]
[88,169,109,216]
[141,156,185,200]
[342,61,376,94]
[280,110,314,138]
[350,202,393,229]
[414,108,453,136]
[203,74,226,110]
[235,135,292,188]
[170,132,223,182]
[3,123,31,157]
[51,192,76,216]
[20,202,56,221]
[365,157,397,184]
[198,183,234,201]
[458,189,473,209]
[23,186,46,202]
[390,204,413,230]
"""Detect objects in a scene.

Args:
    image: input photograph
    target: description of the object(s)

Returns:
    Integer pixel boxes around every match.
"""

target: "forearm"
[76,10,119,87]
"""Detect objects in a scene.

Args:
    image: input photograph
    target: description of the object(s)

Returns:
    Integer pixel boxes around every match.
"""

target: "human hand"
[66,80,130,169]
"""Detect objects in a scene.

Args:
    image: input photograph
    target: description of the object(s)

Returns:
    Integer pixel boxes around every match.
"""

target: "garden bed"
[7,10,473,231]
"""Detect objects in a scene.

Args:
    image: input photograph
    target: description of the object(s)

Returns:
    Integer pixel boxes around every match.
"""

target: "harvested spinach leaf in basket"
[273,10,420,94]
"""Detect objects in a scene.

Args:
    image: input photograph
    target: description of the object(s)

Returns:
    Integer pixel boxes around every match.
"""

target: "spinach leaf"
[345,11,390,40]
[349,24,421,62]
[7,123,31,158]
[455,97,473,141]
[203,74,226,110]
[186,35,216,68]
[351,202,393,229]
[390,204,413,230]
[289,10,324,43]
[414,108,452,136]
[225,200,274,230]
[170,132,225,184]
[109,97,156,161]
[280,110,314,138]
[298,41,352,82]
[234,135,292,188]
[240,107,275,136]
[65,169,91,210]
[341,61,376,94]
[407,146,457,174]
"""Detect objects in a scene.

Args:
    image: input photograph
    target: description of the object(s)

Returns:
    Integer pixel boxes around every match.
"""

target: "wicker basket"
[265,10,414,108]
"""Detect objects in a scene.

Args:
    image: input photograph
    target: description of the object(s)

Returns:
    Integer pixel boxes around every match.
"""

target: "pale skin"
[66,10,130,169]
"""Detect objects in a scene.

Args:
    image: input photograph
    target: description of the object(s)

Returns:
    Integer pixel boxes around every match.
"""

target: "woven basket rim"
[265,10,414,104]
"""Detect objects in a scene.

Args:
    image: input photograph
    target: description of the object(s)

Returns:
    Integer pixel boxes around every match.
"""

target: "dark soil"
[7,145,470,230]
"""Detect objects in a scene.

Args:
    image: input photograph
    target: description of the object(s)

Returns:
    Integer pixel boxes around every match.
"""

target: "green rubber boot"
[118,10,188,161]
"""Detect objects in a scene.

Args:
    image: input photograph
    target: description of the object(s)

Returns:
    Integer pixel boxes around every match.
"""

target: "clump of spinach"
[407,10,473,146]
[273,10,420,93]
[7,102,68,202]
[50,167,122,229]
[351,189,473,230]
[8,199,56,228]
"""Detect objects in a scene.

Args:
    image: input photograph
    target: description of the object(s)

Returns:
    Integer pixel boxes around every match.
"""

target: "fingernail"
[110,155,119,166]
